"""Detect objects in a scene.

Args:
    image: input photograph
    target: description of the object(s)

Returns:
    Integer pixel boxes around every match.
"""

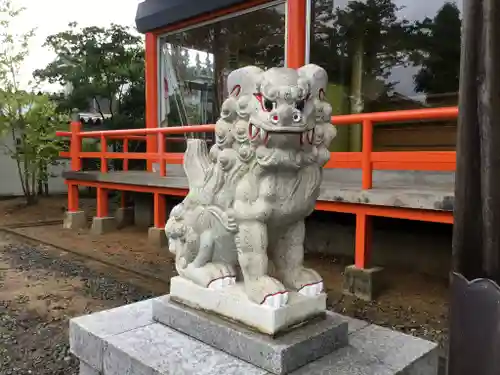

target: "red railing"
[57,106,459,190]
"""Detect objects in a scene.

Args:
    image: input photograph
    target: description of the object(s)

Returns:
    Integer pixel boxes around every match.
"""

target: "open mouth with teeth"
[248,123,315,146]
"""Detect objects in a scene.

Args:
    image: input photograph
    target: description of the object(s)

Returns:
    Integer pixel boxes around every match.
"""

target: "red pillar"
[355,213,372,269]
[154,193,166,229]
[286,0,307,68]
[145,32,159,172]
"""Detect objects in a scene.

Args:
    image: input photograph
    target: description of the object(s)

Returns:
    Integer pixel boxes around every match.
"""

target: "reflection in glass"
[311,0,462,151]
[158,2,286,141]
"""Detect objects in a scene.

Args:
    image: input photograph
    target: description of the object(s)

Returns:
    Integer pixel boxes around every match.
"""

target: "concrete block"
[70,299,154,372]
[153,296,348,374]
[63,211,87,230]
[80,361,100,375]
[148,227,168,248]
[91,216,117,235]
[103,323,267,375]
[115,207,134,228]
[348,323,439,375]
[71,298,439,375]
[343,265,385,301]
[169,276,327,336]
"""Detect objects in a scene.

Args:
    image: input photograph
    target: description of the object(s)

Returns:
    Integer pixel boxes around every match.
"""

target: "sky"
[13,0,143,91]
[11,0,461,95]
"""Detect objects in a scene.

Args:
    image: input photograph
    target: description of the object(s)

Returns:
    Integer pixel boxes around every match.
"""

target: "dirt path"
[0,196,449,374]
[0,232,165,375]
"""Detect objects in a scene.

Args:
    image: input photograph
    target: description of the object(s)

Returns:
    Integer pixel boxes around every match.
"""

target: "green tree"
[0,0,67,204]
[34,23,145,130]
[412,2,461,100]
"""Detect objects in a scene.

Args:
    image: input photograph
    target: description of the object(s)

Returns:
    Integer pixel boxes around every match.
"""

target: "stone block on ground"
[80,361,100,375]
[63,211,87,230]
[70,298,439,375]
[90,216,117,235]
[133,193,154,228]
[153,295,348,374]
[115,207,134,228]
[342,265,385,301]
[69,299,155,373]
[148,227,168,248]
[169,276,327,336]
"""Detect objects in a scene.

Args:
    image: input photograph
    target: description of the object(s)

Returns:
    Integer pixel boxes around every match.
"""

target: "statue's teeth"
[260,129,268,142]
[249,124,259,139]
[307,129,315,144]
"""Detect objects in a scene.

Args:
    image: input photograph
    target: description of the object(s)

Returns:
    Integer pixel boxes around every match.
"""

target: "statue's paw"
[245,276,289,308]
[285,268,324,297]
[184,262,236,289]
[298,281,324,297]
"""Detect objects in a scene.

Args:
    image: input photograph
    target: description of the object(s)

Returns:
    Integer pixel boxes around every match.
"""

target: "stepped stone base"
[70,298,439,375]
[153,296,347,374]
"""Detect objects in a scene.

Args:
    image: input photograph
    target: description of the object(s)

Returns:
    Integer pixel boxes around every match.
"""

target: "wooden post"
[361,119,373,190]
[100,134,108,173]
[70,115,82,171]
[354,213,372,269]
[159,132,166,177]
[67,183,79,212]
[154,192,166,229]
[145,32,159,172]
[123,138,129,171]
[96,188,109,218]
[286,0,306,68]
[448,0,500,373]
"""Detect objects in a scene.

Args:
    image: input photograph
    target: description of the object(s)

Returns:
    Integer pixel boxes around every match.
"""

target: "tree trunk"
[448,0,500,374]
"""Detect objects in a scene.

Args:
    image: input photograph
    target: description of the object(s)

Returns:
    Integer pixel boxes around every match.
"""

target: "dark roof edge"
[135,0,252,34]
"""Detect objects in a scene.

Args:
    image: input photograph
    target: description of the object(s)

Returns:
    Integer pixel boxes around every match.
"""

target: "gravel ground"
[0,234,158,375]
[0,225,449,374]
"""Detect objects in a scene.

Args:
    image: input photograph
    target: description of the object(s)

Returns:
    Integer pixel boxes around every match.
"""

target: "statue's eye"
[296,99,306,112]
[263,98,275,112]
[254,93,276,112]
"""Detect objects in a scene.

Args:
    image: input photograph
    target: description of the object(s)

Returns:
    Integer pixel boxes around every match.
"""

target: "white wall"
[0,135,71,197]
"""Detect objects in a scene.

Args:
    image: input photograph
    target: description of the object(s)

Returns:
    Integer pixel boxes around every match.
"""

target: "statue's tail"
[183,139,212,189]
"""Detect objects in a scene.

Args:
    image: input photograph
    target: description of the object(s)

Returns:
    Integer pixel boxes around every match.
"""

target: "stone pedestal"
[69,298,439,375]
[63,211,87,230]
[148,227,168,248]
[153,296,347,374]
[342,265,385,301]
[90,217,117,235]
[169,276,327,336]
[115,207,134,228]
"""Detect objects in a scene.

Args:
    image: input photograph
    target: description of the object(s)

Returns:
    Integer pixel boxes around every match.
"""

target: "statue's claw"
[183,262,237,289]
[262,291,289,308]
[298,281,324,297]
[284,267,324,297]
[208,276,237,290]
[245,275,288,308]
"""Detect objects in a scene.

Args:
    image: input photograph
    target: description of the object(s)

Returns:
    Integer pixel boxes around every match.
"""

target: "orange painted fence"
[57,107,458,269]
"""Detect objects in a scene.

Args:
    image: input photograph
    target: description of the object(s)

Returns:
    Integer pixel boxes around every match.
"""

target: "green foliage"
[412,2,461,97]
[34,23,146,129]
[0,0,67,204]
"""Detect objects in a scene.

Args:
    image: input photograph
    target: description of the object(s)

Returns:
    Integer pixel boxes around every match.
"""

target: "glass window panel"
[310,0,462,151]
[158,2,286,135]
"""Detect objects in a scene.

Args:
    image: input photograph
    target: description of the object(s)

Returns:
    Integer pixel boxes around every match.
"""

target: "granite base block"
[80,361,100,375]
[90,216,117,235]
[70,298,439,375]
[153,296,348,374]
[343,265,385,301]
[63,211,87,230]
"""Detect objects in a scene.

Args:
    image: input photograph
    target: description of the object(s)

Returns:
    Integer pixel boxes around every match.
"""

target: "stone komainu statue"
[165,64,337,308]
